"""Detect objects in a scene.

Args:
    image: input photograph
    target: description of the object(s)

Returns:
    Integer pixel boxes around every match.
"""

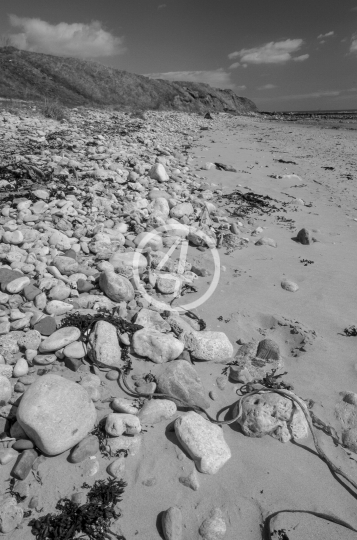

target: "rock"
[49,285,71,301]
[69,435,99,463]
[138,399,177,424]
[6,276,31,294]
[64,341,86,359]
[109,251,147,274]
[134,308,171,332]
[13,358,29,378]
[17,374,97,455]
[161,506,183,540]
[174,412,231,474]
[281,279,299,292]
[0,496,23,534]
[199,508,226,540]
[18,330,41,351]
[0,376,12,405]
[234,392,308,442]
[106,434,141,456]
[178,468,200,491]
[106,370,120,381]
[156,274,182,295]
[229,339,283,383]
[134,231,163,251]
[335,393,357,453]
[39,327,81,353]
[149,163,169,182]
[151,197,170,219]
[255,237,277,248]
[157,360,210,409]
[12,439,34,451]
[34,353,57,365]
[53,256,79,276]
[99,270,134,302]
[296,228,312,245]
[132,329,184,363]
[33,316,57,336]
[170,202,194,219]
[107,457,125,478]
[11,449,38,480]
[45,300,73,316]
[88,321,121,367]
[111,397,139,415]
[187,331,233,362]
[105,413,141,436]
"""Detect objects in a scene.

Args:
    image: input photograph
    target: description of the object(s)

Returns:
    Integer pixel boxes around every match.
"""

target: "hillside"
[0,46,257,114]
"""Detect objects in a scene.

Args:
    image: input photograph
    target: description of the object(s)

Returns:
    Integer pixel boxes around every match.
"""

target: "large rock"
[174,412,231,474]
[99,270,134,302]
[229,339,283,383]
[132,329,184,363]
[88,321,121,367]
[156,360,210,409]
[134,308,171,332]
[39,326,81,353]
[234,392,308,443]
[17,374,97,455]
[149,163,169,182]
[109,252,147,274]
[186,331,233,362]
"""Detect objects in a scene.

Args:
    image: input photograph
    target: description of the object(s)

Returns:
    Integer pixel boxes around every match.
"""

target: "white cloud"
[229,62,240,69]
[351,33,357,53]
[8,15,125,57]
[228,39,305,65]
[158,4,167,9]
[317,31,334,39]
[258,84,277,90]
[293,54,309,62]
[280,90,340,101]
[145,69,235,89]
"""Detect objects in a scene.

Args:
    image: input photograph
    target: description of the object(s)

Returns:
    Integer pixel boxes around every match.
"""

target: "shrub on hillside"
[38,99,68,121]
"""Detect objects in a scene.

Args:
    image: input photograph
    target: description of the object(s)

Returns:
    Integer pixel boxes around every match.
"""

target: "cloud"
[351,6,357,11]
[158,4,167,9]
[293,54,309,62]
[351,33,357,53]
[258,84,277,90]
[145,69,235,89]
[8,15,125,57]
[317,31,334,39]
[228,39,305,65]
[280,90,340,101]
[229,62,240,69]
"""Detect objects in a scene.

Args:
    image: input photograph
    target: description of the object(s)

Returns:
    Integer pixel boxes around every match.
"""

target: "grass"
[38,98,68,121]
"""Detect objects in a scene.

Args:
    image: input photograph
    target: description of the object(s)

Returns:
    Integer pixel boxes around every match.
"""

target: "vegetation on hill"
[0,46,257,114]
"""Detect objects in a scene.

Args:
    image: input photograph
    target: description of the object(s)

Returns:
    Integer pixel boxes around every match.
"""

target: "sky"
[0,0,357,111]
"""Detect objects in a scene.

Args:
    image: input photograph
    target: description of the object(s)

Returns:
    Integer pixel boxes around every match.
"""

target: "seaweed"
[343,326,357,337]
[29,478,127,540]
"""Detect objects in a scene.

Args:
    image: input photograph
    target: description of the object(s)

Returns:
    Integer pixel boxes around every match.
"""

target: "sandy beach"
[0,108,357,540]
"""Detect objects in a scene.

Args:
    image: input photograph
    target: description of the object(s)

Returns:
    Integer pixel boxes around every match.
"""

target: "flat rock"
[33,316,57,336]
[39,326,81,353]
[17,374,97,455]
[132,329,184,363]
[88,320,121,367]
[174,411,231,474]
[156,360,210,409]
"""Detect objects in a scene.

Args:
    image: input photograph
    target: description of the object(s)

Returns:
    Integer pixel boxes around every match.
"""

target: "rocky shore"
[0,106,357,539]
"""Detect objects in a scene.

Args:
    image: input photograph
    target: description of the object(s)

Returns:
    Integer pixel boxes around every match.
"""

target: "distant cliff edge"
[0,47,257,114]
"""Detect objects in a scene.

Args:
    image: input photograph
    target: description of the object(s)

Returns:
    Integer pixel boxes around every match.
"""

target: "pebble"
[132,329,184,363]
[107,456,126,478]
[33,316,57,336]
[39,326,81,352]
[0,375,12,405]
[138,399,177,424]
[281,278,299,292]
[178,468,200,491]
[0,497,23,534]
[105,413,141,436]
[69,434,99,463]
[11,448,38,480]
[199,508,226,540]
[161,506,183,540]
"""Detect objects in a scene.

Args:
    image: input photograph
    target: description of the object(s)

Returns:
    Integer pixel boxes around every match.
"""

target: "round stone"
[39,327,81,353]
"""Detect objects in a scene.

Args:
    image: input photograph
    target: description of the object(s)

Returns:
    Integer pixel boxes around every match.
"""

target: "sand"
[2,112,357,539]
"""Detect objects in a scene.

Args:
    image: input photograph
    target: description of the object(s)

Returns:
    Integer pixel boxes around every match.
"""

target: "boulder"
[156,360,210,409]
[17,374,97,455]
[88,321,121,367]
[174,412,231,474]
[234,392,308,443]
[99,270,134,302]
[132,329,184,363]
